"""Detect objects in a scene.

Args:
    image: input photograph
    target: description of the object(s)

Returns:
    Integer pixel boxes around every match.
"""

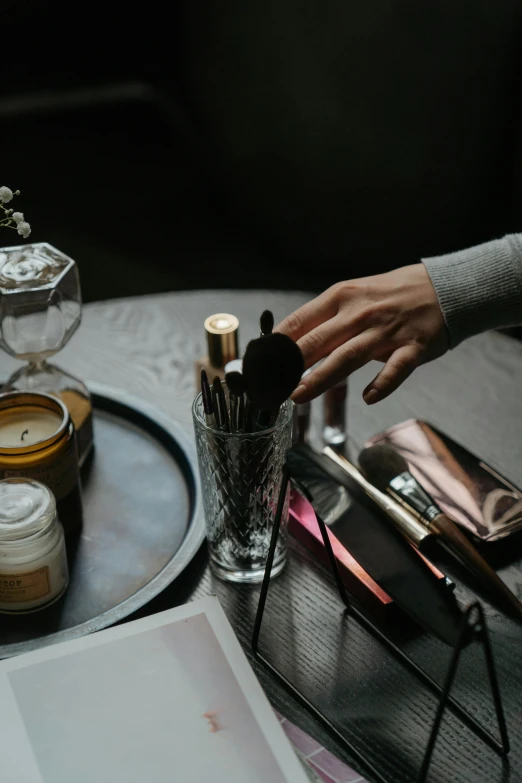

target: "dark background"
[1,0,522,303]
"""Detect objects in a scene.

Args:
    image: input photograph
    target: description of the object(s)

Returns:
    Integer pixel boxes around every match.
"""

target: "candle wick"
[21,429,29,442]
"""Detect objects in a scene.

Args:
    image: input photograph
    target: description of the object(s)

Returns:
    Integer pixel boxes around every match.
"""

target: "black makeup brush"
[260,310,274,336]
[242,332,304,429]
[359,444,522,623]
[200,369,215,427]
[225,371,246,433]
[212,377,230,432]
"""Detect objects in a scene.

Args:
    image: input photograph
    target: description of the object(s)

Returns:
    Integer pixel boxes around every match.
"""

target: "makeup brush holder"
[192,394,293,583]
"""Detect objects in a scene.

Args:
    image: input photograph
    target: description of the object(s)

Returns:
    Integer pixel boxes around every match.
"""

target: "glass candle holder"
[193,394,293,583]
[0,478,69,613]
[0,391,83,537]
[0,242,93,466]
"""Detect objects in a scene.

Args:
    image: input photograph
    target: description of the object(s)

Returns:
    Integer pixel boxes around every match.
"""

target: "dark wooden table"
[2,290,521,783]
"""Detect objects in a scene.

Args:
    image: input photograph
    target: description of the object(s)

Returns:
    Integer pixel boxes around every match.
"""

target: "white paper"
[0,596,309,783]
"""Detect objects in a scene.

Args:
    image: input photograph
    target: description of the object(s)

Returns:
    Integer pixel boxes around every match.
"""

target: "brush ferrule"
[204,412,216,428]
[216,394,229,432]
[229,393,244,433]
[323,448,430,546]
[388,472,439,525]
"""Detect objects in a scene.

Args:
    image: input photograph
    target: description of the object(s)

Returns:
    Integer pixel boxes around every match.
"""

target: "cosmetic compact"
[0,478,69,613]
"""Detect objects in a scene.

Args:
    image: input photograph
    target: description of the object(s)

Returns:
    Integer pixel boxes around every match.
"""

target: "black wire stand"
[252,465,510,783]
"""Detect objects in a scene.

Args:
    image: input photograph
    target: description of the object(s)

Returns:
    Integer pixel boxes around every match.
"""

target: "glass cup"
[192,394,293,583]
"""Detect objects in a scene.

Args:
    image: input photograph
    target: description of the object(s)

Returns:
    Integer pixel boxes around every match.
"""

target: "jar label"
[2,439,78,501]
[0,566,50,603]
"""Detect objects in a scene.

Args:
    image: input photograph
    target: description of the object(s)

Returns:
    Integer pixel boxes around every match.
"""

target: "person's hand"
[276,264,448,404]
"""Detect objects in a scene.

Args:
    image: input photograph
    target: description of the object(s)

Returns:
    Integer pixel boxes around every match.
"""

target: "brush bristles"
[260,309,274,336]
[358,445,409,491]
[226,371,246,397]
[242,332,304,410]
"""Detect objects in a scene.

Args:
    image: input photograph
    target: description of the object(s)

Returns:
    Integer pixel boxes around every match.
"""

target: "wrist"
[423,236,522,347]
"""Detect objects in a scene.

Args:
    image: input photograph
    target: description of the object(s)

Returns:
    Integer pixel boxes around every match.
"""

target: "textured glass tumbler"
[193,394,293,583]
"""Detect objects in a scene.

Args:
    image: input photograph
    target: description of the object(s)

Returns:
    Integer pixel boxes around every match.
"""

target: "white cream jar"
[0,478,69,613]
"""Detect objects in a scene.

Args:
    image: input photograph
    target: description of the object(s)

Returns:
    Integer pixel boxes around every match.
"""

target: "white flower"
[11,212,24,224]
[0,187,13,203]
[17,221,31,238]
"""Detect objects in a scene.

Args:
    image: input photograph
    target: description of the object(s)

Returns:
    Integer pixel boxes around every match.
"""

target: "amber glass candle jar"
[0,392,82,537]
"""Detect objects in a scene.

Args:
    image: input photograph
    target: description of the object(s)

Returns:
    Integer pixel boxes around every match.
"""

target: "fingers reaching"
[278,266,445,406]
[276,286,340,341]
[363,344,419,404]
[292,333,377,403]
[296,315,361,369]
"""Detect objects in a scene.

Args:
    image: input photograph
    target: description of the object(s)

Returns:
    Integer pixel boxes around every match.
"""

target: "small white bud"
[0,187,13,203]
[17,221,31,238]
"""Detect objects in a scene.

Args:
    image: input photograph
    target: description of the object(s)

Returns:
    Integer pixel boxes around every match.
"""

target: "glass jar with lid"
[0,477,69,613]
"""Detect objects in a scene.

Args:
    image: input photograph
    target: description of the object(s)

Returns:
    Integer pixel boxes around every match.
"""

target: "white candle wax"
[0,410,62,448]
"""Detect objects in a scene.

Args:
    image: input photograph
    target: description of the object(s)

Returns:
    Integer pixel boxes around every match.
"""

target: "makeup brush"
[299,445,463,646]
[200,369,215,427]
[242,332,304,429]
[359,444,522,623]
[225,371,246,433]
[260,309,274,336]
[212,377,230,432]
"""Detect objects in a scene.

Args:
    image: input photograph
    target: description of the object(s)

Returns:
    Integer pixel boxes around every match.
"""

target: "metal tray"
[0,382,205,658]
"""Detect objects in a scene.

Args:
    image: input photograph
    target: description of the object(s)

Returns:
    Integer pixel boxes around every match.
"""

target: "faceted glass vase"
[0,242,93,465]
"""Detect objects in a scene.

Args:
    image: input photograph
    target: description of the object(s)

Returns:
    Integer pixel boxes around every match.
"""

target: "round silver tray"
[0,382,205,658]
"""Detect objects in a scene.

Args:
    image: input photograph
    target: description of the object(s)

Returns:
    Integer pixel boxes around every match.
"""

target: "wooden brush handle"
[431,513,522,622]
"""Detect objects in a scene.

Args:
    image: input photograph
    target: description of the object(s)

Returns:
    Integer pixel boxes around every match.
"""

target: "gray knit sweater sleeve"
[422,234,522,348]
